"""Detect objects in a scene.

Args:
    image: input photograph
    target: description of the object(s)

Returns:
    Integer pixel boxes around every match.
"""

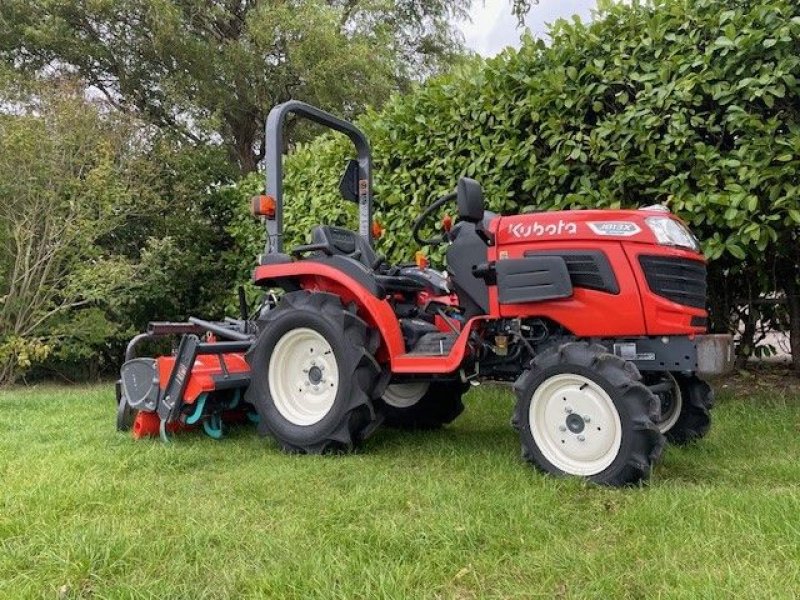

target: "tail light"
[251,195,276,219]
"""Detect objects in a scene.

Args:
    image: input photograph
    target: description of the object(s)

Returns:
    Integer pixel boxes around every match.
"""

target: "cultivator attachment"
[116,318,255,442]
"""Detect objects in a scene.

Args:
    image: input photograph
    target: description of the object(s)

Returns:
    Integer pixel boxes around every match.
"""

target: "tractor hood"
[494,208,702,254]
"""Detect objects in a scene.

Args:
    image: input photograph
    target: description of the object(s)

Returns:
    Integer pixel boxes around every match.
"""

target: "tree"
[0,78,155,384]
[0,0,470,174]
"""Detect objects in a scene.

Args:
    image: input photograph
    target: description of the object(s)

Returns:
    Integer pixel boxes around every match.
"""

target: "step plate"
[407,332,458,356]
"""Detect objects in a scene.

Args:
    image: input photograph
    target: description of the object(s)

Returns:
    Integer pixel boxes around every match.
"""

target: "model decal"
[587,221,642,236]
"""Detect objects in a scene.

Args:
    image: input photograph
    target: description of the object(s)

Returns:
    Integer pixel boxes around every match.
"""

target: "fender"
[253,261,406,364]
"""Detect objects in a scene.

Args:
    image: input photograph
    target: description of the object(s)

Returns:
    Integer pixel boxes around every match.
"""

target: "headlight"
[644,217,701,252]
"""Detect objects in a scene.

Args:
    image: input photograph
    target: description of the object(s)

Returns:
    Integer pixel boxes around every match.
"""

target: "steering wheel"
[412,191,457,246]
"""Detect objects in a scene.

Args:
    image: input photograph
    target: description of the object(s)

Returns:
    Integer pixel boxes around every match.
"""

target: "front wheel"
[513,342,664,486]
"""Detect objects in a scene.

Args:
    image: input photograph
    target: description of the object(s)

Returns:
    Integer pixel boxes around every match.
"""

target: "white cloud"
[459,0,598,57]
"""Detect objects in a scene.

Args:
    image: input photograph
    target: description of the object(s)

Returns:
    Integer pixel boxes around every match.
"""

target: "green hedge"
[229,0,800,357]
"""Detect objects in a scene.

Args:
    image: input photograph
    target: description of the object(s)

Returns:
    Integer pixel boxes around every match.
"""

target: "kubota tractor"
[117,101,734,486]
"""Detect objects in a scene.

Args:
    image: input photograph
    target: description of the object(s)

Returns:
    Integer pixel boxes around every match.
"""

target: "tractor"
[117,101,733,486]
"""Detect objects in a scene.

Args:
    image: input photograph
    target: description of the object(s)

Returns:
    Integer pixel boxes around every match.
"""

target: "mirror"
[338,159,360,203]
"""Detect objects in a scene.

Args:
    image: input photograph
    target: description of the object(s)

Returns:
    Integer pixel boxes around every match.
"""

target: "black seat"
[309,225,427,296]
[311,225,379,270]
[446,177,492,318]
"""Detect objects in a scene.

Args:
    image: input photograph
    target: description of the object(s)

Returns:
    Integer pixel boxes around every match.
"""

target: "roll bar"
[263,100,373,254]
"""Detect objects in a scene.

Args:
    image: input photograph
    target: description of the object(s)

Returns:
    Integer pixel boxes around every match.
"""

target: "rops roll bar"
[263,100,373,254]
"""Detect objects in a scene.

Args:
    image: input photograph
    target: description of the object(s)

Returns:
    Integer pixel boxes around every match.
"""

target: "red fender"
[253,262,406,364]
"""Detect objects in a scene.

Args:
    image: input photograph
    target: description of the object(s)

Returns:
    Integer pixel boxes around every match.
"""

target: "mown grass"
[0,378,799,599]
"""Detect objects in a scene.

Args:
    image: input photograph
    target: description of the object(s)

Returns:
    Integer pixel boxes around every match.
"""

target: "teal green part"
[247,411,260,424]
[185,393,208,425]
[228,389,240,409]
[203,414,223,440]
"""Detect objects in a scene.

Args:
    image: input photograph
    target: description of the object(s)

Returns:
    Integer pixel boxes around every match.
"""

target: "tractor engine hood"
[494,208,701,254]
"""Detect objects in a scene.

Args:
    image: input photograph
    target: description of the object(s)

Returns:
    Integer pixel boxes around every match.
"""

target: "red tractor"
[117,101,733,486]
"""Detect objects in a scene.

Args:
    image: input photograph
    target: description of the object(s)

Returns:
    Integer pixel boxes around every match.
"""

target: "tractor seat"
[308,225,426,296]
[311,225,379,270]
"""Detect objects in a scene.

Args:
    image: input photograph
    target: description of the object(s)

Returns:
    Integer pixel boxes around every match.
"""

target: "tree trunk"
[227,115,260,175]
[784,276,800,373]
[736,307,756,370]
[0,357,15,386]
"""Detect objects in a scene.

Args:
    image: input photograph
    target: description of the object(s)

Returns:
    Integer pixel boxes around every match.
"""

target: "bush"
[228,0,800,367]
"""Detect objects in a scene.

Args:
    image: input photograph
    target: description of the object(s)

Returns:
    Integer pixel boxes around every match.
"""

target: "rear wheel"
[513,342,664,486]
[378,381,466,429]
[245,291,383,453]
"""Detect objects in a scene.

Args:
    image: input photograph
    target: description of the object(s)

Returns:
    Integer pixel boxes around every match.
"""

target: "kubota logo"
[508,220,578,238]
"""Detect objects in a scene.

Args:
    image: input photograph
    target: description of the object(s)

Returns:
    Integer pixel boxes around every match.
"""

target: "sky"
[459,0,598,56]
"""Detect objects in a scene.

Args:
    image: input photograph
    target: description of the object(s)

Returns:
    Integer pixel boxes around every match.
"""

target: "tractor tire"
[245,291,385,454]
[513,342,665,486]
[115,380,134,432]
[377,380,467,430]
[116,394,134,432]
[662,374,713,445]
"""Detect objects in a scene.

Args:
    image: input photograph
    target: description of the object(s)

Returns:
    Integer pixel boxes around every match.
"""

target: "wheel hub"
[529,373,623,476]
[651,373,682,434]
[268,327,340,426]
[308,365,323,385]
[565,413,585,433]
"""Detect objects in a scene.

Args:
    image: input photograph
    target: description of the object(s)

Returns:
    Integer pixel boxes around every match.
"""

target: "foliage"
[0,80,144,383]
[223,0,800,364]
[0,77,243,383]
[0,0,470,173]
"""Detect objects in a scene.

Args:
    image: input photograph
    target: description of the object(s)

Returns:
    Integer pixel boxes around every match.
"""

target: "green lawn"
[1,377,799,599]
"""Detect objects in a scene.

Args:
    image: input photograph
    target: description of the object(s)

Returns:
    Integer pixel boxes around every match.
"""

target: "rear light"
[372,220,383,239]
[250,194,276,219]
[415,251,428,269]
[644,217,700,252]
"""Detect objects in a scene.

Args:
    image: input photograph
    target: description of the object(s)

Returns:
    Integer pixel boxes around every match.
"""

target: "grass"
[0,375,799,599]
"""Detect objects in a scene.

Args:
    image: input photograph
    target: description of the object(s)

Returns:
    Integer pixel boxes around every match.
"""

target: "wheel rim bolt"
[583,415,591,423]
[559,425,567,432]
[565,406,573,414]
[577,435,585,442]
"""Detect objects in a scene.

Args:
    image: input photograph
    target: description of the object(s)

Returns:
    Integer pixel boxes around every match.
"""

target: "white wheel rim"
[268,327,339,426]
[383,382,429,408]
[529,373,622,476]
[656,373,682,434]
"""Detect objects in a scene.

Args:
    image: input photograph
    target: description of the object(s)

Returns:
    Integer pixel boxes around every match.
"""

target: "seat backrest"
[311,225,378,270]
[445,222,490,318]
[457,177,484,223]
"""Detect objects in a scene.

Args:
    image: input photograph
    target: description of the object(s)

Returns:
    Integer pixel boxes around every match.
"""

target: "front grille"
[639,255,707,308]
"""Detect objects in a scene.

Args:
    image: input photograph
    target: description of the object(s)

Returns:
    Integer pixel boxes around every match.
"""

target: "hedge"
[229,0,800,364]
